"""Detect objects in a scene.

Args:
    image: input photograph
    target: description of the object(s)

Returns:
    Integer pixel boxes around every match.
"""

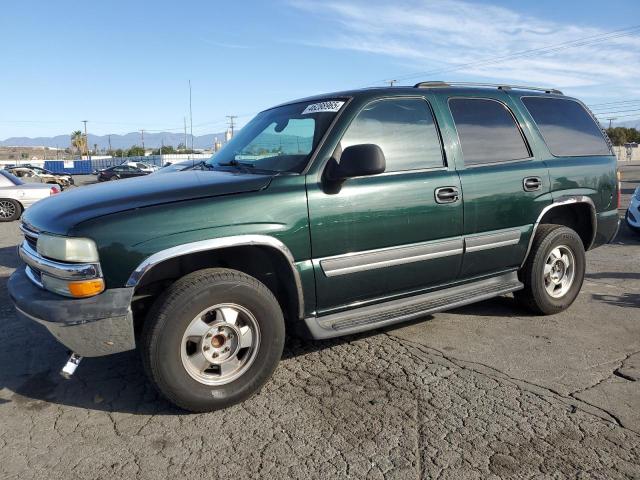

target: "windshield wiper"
[216,159,255,173]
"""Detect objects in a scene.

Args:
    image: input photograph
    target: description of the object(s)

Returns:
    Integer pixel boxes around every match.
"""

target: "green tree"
[606,127,640,146]
[153,145,177,155]
[70,130,86,156]
[126,145,146,157]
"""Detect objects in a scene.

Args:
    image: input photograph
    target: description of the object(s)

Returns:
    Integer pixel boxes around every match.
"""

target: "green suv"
[8,82,620,412]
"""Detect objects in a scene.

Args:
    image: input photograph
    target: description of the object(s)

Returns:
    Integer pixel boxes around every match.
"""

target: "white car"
[626,186,640,233]
[124,161,159,173]
[0,170,59,222]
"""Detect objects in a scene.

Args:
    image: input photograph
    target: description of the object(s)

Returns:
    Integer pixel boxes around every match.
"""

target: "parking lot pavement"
[0,168,639,479]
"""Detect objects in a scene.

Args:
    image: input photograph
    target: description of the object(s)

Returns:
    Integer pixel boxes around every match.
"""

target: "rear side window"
[521,97,611,156]
[340,98,444,171]
[449,98,530,166]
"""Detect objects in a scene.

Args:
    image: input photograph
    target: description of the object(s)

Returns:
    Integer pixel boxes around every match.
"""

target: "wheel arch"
[127,235,305,322]
[521,195,596,267]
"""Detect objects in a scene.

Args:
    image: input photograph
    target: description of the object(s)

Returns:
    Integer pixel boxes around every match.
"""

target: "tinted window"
[449,98,530,165]
[341,98,444,171]
[209,100,343,173]
[521,97,611,156]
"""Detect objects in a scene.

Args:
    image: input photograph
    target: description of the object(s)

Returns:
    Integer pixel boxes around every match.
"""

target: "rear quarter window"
[521,97,611,157]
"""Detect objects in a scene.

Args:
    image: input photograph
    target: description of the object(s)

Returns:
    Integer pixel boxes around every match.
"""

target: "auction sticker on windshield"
[302,101,345,115]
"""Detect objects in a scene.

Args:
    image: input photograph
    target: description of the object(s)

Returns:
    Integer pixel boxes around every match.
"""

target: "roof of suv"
[276,81,569,110]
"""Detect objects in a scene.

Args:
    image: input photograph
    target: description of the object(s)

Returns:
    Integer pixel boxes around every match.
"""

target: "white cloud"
[287,0,640,101]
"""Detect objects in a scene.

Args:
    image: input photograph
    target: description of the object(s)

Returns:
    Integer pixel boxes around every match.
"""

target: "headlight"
[635,186,640,201]
[37,234,99,263]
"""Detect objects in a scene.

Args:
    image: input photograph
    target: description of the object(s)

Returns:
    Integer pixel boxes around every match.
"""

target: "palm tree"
[70,130,86,157]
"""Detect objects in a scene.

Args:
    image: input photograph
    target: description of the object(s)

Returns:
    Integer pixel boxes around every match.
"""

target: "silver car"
[0,170,58,222]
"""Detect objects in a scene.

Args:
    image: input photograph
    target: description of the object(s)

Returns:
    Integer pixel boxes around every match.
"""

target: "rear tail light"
[50,186,60,196]
[616,171,621,209]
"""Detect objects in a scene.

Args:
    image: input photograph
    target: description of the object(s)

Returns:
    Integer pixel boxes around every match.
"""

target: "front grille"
[20,223,39,250]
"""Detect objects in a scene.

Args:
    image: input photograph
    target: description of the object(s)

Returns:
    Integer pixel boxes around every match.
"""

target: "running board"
[303,272,523,339]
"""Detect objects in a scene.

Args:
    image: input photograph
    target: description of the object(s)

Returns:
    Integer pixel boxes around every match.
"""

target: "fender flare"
[520,195,597,268]
[125,235,305,319]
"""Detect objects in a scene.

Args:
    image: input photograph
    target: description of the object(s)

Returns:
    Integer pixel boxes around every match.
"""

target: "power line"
[595,112,640,119]
[368,24,640,85]
[589,99,640,108]
[591,107,640,115]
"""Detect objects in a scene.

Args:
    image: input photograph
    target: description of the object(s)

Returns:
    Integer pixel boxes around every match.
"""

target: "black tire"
[0,199,22,222]
[515,224,586,315]
[109,175,119,181]
[141,268,285,412]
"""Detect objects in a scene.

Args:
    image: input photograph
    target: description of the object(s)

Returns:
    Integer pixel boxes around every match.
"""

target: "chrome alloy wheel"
[180,304,260,386]
[543,245,575,299]
[0,200,16,219]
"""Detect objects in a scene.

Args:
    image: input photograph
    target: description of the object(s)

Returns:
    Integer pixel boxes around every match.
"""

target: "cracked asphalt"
[1,167,639,479]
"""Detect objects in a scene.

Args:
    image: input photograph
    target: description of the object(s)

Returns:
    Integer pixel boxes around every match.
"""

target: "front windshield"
[207,99,346,173]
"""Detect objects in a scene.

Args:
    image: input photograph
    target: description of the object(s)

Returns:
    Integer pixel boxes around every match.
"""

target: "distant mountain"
[0,131,227,150]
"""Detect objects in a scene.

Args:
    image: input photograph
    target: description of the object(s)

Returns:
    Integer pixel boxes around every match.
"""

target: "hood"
[23,170,273,235]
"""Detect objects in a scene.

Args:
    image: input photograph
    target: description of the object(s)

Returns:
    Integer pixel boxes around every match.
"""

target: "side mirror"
[328,144,386,181]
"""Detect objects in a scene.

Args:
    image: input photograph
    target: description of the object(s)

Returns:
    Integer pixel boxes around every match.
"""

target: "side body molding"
[126,235,305,319]
[521,195,597,267]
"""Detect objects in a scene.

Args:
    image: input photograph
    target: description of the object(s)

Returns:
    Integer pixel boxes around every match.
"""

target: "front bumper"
[8,268,136,357]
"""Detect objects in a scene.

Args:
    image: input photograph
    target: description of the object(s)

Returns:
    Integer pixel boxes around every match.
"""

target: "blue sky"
[1,0,639,139]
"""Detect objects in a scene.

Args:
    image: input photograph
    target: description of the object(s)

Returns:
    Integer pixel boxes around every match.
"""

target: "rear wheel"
[141,268,285,412]
[516,224,585,315]
[0,199,22,222]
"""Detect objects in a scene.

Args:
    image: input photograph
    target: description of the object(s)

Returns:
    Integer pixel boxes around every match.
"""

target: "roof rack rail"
[413,81,563,95]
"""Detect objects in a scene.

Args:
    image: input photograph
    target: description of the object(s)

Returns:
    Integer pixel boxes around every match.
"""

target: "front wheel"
[141,268,285,412]
[515,224,586,315]
[0,199,22,222]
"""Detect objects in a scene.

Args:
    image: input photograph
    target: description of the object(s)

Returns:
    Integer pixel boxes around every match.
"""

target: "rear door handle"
[523,176,542,192]
[435,186,460,204]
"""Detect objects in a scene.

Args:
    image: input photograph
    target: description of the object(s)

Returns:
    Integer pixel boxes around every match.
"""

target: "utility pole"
[183,117,187,151]
[140,129,145,152]
[108,135,112,154]
[189,80,194,151]
[82,120,90,160]
[387,80,397,86]
[606,117,617,129]
[226,115,238,138]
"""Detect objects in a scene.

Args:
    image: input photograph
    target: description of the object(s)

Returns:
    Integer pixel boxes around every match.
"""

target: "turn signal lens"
[50,186,60,195]
[41,274,105,298]
[67,279,105,298]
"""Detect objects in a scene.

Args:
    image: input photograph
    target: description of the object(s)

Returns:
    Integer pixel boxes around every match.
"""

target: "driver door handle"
[523,176,542,192]
[435,186,460,204]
